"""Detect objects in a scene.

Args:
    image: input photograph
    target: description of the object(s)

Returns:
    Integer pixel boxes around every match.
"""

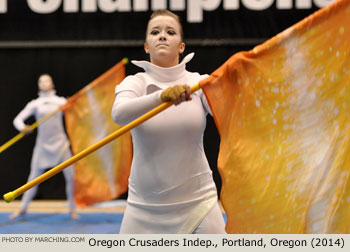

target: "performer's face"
[38,75,54,91]
[144,15,185,68]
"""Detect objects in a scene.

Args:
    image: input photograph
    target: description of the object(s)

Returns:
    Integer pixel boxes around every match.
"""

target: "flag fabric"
[200,0,350,233]
[64,61,132,207]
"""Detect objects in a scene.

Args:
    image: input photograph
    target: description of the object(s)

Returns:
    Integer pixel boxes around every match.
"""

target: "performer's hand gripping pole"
[3,83,201,203]
[0,108,60,154]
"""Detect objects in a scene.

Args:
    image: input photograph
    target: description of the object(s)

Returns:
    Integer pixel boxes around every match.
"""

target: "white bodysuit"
[112,53,225,233]
[13,90,76,211]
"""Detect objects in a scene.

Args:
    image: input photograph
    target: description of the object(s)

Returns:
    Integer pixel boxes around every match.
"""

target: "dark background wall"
[0,0,330,201]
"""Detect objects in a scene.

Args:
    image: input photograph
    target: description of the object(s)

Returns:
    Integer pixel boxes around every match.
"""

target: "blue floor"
[0,212,227,234]
[0,212,123,234]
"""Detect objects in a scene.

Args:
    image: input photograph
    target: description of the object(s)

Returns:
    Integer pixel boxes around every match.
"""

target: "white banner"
[0,0,335,22]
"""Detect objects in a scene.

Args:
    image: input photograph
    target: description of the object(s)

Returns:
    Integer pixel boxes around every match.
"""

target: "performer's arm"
[112,90,163,125]
[13,101,35,133]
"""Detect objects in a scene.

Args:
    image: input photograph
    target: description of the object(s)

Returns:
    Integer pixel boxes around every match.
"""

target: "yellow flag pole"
[0,108,61,154]
[3,83,201,203]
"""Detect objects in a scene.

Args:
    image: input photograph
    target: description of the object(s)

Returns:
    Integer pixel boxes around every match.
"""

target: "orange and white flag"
[201,0,350,233]
[64,60,132,207]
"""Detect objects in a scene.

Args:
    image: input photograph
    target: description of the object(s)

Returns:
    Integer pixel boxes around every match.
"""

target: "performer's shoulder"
[116,73,148,94]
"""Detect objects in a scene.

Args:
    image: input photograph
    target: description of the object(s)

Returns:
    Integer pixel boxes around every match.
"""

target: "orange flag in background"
[201,0,350,233]
[64,60,132,207]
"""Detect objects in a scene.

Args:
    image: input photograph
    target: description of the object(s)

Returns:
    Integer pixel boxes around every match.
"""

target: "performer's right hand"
[22,125,33,135]
[161,85,191,105]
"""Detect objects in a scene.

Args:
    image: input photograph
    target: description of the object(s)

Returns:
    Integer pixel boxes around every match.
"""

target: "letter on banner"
[134,0,148,11]
[0,0,7,13]
[223,0,239,10]
[170,0,185,10]
[276,0,292,9]
[242,0,274,10]
[314,0,335,8]
[98,0,131,12]
[82,0,97,12]
[63,0,78,12]
[296,0,312,8]
[187,0,221,23]
[152,0,166,10]
[27,0,61,13]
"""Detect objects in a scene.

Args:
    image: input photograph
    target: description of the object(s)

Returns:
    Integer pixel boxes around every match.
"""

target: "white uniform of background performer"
[10,74,78,220]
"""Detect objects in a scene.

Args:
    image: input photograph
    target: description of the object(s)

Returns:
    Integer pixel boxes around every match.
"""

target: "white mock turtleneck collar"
[38,90,56,97]
[131,53,194,82]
